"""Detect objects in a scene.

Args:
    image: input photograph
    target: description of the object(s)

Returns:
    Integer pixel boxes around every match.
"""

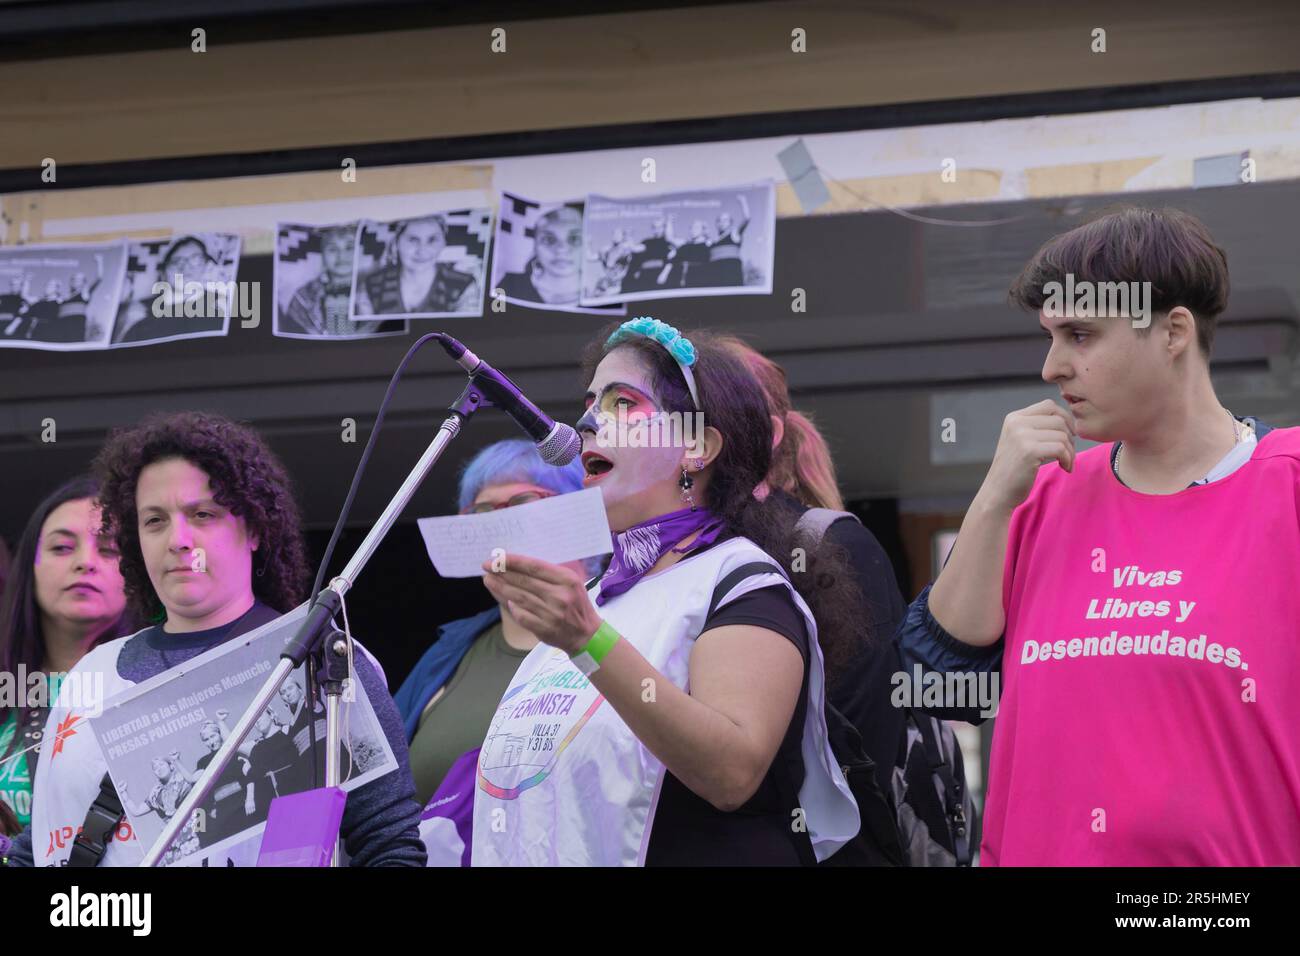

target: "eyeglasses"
[465,491,555,514]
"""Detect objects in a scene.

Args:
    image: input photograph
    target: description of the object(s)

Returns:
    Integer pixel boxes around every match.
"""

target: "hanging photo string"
[814,160,1029,227]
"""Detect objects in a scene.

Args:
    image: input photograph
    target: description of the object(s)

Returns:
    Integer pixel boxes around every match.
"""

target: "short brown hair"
[1009,206,1230,357]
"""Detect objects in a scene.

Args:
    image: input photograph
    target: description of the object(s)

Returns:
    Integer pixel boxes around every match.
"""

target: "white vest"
[471,535,860,866]
[29,626,386,867]
[31,637,162,866]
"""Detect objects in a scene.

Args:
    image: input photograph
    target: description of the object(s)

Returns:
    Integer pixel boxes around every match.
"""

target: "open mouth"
[581,450,614,483]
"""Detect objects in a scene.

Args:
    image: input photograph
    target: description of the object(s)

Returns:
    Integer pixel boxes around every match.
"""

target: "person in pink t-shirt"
[898,206,1300,865]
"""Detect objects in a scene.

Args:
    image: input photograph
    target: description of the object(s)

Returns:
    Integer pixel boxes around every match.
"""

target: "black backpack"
[793,508,976,866]
[707,561,905,866]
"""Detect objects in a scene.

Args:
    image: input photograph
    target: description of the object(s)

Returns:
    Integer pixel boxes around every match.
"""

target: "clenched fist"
[979,399,1077,513]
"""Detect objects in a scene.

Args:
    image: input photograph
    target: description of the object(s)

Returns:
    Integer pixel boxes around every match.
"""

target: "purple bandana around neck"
[596,507,726,606]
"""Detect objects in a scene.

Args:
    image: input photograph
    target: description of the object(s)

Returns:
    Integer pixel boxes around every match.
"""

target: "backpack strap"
[793,507,858,545]
[707,560,819,864]
[707,559,905,866]
[67,773,125,867]
[706,561,786,618]
[913,711,972,866]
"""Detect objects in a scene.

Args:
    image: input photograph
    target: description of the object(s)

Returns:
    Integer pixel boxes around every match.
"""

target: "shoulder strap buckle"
[67,774,125,868]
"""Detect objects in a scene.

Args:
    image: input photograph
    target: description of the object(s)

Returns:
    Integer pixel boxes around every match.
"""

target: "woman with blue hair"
[394,438,600,864]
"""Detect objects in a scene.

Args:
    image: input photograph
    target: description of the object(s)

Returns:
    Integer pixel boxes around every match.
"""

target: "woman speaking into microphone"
[472,317,862,866]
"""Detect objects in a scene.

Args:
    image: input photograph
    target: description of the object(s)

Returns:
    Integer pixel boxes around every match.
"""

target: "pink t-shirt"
[982,426,1300,865]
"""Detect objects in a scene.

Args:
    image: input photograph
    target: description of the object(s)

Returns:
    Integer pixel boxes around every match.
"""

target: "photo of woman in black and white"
[110,233,239,347]
[245,706,298,818]
[274,222,406,340]
[119,755,202,864]
[173,711,253,848]
[666,219,714,288]
[22,280,65,340]
[492,194,624,316]
[707,193,751,286]
[273,674,327,796]
[118,236,225,344]
[621,216,676,293]
[585,227,637,297]
[496,204,584,305]
[353,214,483,319]
[121,755,193,822]
[51,258,106,343]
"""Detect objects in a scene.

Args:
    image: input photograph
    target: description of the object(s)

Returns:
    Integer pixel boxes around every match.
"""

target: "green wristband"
[570,620,620,676]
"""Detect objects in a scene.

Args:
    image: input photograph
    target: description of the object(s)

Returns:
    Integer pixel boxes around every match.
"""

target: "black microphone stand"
[140,379,492,866]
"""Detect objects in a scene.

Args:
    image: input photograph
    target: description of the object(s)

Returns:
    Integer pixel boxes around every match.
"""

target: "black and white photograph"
[0,240,126,351]
[490,191,625,316]
[579,181,775,305]
[109,232,241,348]
[350,209,491,321]
[273,221,408,340]
[89,605,397,867]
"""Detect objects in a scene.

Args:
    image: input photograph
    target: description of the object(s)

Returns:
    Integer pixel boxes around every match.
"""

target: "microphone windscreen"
[539,423,582,466]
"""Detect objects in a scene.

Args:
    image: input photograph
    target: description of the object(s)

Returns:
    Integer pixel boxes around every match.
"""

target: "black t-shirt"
[768,491,907,797]
[644,537,813,866]
[247,732,300,816]
[195,748,247,804]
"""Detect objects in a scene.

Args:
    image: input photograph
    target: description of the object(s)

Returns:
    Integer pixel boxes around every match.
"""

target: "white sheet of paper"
[417,486,613,577]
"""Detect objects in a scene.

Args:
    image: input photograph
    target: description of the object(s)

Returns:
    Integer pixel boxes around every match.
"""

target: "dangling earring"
[678,466,696,511]
[679,459,704,510]
[255,551,267,578]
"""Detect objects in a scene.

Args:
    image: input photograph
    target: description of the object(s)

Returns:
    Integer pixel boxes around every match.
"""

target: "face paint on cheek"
[596,442,683,508]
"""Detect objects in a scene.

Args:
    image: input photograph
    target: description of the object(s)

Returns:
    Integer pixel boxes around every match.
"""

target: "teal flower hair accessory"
[606,316,701,409]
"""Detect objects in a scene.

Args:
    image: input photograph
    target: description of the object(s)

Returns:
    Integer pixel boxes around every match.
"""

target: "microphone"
[434,334,582,466]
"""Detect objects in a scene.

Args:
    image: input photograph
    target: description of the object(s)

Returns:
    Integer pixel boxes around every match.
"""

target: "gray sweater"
[6,601,426,867]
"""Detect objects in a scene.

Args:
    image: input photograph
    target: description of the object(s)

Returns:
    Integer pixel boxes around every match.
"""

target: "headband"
[605,316,701,411]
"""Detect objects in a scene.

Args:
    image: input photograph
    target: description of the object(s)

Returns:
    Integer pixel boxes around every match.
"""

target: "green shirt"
[0,672,65,829]
[408,621,532,805]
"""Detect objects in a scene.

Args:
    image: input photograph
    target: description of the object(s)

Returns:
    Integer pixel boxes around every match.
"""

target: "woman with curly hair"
[471,317,864,866]
[7,411,425,867]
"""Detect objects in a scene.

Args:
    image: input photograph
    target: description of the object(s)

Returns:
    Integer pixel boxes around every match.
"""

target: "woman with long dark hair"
[0,476,132,836]
[471,316,863,866]
[718,334,908,801]
[497,205,584,305]
[355,214,479,315]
